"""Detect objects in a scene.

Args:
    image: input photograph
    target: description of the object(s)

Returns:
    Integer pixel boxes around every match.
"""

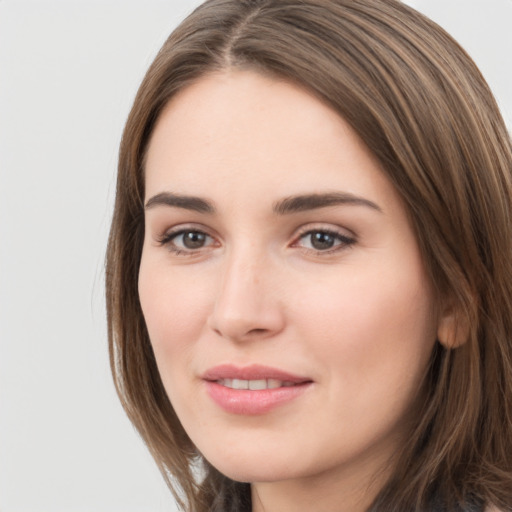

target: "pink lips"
[202,364,313,415]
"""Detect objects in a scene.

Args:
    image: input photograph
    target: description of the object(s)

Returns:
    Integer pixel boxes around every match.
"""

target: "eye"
[296,229,355,253]
[158,228,216,254]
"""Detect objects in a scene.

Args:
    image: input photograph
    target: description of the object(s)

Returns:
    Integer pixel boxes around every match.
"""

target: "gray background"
[1,1,510,511]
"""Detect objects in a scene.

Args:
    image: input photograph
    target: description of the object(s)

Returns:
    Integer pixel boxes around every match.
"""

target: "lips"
[202,364,313,415]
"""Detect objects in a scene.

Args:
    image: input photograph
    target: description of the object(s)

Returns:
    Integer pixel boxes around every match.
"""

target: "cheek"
[294,255,436,385]
[138,257,212,377]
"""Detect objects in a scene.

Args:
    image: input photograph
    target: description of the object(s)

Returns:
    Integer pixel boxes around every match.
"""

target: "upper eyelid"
[293,230,355,247]
[293,223,356,240]
[157,223,216,238]
[158,227,215,243]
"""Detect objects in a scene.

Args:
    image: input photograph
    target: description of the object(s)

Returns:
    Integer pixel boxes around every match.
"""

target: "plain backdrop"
[0,1,510,511]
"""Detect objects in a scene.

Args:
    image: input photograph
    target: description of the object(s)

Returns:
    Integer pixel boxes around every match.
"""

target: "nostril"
[247,328,268,336]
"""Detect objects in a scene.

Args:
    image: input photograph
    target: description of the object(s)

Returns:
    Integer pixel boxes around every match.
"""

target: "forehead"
[144,70,398,213]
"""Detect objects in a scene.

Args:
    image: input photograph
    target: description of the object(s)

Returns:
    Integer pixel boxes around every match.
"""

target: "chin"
[202,451,301,484]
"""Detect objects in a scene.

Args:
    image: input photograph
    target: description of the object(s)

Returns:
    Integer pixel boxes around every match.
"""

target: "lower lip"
[205,381,311,415]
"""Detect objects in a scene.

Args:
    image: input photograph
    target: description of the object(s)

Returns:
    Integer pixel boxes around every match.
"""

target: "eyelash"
[157,228,217,256]
[157,226,356,256]
[293,227,356,254]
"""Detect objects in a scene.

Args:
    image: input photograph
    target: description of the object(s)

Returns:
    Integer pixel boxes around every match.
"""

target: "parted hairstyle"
[106,0,512,510]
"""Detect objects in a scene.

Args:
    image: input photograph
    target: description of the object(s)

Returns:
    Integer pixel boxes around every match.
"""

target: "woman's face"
[139,71,439,494]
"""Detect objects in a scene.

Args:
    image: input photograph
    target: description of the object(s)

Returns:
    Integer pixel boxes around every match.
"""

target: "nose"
[207,249,285,342]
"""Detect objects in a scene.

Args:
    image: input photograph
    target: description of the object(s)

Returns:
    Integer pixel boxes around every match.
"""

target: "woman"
[106,0,512,510]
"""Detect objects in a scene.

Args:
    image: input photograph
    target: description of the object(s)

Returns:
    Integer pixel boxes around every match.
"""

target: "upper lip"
[202,364,312,383]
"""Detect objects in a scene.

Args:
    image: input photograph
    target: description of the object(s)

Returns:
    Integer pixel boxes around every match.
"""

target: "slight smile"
[202,364,313,415]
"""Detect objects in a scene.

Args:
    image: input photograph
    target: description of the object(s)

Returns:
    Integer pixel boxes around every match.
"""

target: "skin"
[139,70,452,512]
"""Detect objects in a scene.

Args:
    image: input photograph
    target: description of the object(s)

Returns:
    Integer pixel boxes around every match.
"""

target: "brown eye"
[297,230,356,252]
[159,229,215,254]
[310,231,336,250]
[181,231,208,249]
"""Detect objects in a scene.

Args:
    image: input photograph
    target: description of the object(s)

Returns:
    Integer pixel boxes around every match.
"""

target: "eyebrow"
[145,192,215,213]
[273,192,382,214]
[144,191,382,215]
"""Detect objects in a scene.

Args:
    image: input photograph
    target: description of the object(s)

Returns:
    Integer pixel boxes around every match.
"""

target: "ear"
[437,301,469,349]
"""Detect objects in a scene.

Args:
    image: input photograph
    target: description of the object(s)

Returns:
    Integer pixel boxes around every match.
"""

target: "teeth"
[217,378,296,390]
[267,379,281,389]
[232,379,248,390]
[249,379,267,390]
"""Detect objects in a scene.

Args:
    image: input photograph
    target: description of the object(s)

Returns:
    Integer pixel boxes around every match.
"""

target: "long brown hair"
[106,1,512,510]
